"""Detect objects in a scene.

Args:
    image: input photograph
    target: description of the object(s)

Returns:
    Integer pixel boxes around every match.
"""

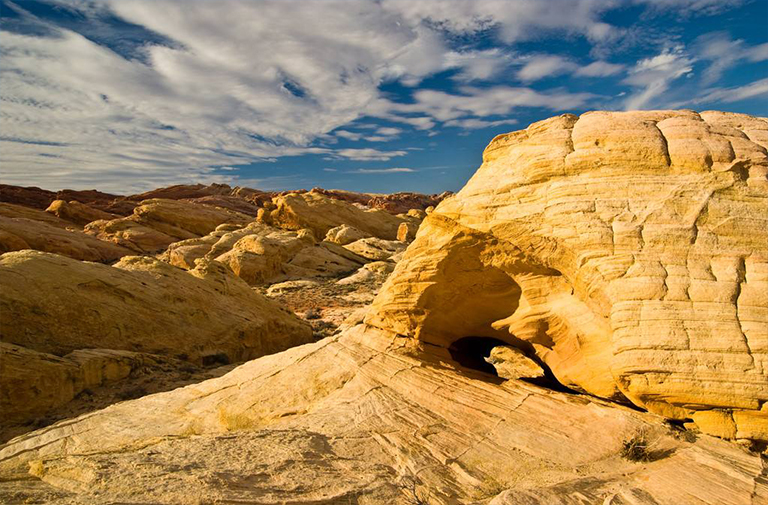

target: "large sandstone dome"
[0,110,766,504]
[368,109,768,441]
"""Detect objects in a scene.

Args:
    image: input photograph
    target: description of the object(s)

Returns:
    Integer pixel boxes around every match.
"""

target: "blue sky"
[1,0,766,194]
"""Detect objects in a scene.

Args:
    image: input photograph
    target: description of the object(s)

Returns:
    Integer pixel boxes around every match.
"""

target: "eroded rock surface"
[1,111,765,504]
[368,110,768,441]
[0,250,312,427]
[266,192,411,240]
[162,222,367,285]
[0,328,763,504]
[45,199,118,226]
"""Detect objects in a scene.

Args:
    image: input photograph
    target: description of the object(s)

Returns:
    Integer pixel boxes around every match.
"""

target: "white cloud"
[444,49,514,81]
[332,148,408,161]
[695,32,768,85]
[375,127,402,136]
[575,60,625,77]
[517,55,576,82]
[691,78,768,104]
[351,167,415,174]
[623,45,694,109]
[400,86,592,121]
[335,130,363,141]
[443,118,519,129]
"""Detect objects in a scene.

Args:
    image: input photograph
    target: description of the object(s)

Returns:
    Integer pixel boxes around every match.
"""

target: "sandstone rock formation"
[84,217,179,254]
[126,183,234,201]
[45,199,118,226]
[0,343,179,429]
[0,250,312,426]
[484,345,545,380]
[0,205,132,261]
[0,250,311,361]
[183,195,261,216]
[162,222,366,285]
[85,198,254,253]
[0,328,763,504]
[324,224,371,245]
[397,220,418,242]
[343,237,406,261]
[367,110,768,442]
[0,202,75,228]
[265,192,411,240]
[1,111,765,504]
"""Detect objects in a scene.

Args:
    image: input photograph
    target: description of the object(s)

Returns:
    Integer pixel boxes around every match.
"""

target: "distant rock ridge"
[0,183,451,218]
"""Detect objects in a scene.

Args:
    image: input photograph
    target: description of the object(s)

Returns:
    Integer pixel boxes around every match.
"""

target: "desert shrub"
[621,430,654,462]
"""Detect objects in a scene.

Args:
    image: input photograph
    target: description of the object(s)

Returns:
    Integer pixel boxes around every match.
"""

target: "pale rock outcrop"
[0,202,76,228]
[397,220,418,242]
[367,110,768,441]
[0,250,312,362]
[485,345,545,380]
[162,222,366,285]
[45,199,118,226]
[131,198,253,238]
[268,192,409,240]
[343,236,406,261]
[84,199,253,254]
[0,343,174,428]
[85,217,179,254]
[1,111,766,504]
[324,224,371,245]
[0,214,132,261]
[0,327,763,504]
[336,260,395,285]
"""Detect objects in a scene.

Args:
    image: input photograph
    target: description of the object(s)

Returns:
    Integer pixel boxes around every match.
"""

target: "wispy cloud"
[350,167,416,174]
[332,148,408,161]
[623,45,694,109]
[694,31,768,84]
[689,77,768,104]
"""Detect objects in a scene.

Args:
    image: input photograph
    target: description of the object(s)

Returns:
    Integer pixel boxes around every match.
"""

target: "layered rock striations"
[0,250,312,426]
[368,110,768,441]
[0,110,765,504]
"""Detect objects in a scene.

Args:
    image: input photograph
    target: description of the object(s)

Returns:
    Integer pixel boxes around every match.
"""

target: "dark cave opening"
[448,336,509,376]
[447,336,580,395]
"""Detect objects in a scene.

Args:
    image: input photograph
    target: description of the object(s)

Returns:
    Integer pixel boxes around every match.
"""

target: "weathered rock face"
[0,250,312,362]
[0,328,764,504]
[126,183,233,201]
[1,111,765,504]
[0,202,74,228]
[84,199,254,254]
[266,192,410,240]
[162,222,366,285]
[0,343,175,429]
[131,198,253,238]
[45,199,118,226]
[183,195,261,216]
[367,110,768,441]
[0,212,132,261]
[324,224,371,245]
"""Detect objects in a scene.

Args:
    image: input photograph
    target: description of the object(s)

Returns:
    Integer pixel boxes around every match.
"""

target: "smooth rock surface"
[0,250,312,362]
[0,327,763,504]
[45,199,118,226]
[0,215,132,261]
